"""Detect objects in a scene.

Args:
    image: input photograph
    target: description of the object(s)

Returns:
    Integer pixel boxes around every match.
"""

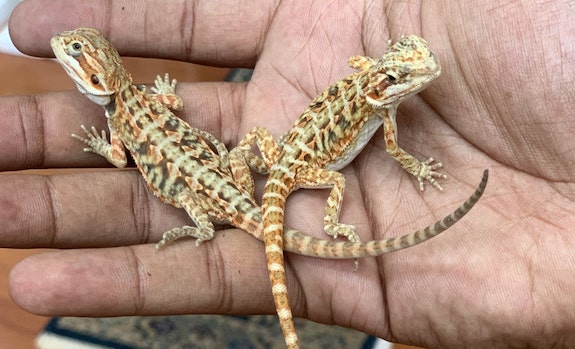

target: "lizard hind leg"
[155,192,216,249]
[228,126,279,196]
[296,167,360,243]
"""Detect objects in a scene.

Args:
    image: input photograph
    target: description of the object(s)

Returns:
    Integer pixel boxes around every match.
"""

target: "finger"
[10,0,270,66]
[8,229,385,334]
[9,239,275,316]
[0,92,101,170]
[0,82,246,170]
[0,171,190,248]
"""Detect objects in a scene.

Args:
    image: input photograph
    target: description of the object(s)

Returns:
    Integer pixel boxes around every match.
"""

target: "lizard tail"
[261,167,299,349]
[283,169,489,258]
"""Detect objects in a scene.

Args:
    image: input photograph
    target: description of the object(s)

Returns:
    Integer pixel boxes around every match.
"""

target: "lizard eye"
[68,41,83,56]
[386,70,399,84]
[90,74,100,85]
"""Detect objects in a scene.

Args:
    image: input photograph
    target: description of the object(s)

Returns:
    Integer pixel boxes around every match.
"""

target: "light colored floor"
[0,52,422,349]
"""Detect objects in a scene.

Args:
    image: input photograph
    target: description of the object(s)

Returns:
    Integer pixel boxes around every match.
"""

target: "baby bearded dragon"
[234,35,477,348]
[49,26,487,256]
[51,28,487,349]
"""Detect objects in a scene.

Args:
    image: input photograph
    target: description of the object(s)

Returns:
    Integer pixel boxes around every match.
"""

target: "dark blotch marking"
[327,85,339,96]
[134,118,145,132]
[127,105,136,116]
[163,117,181,132]
[120,90,131,105]
[350,101,357,115]
[133,140,149,158]
[309,100,323,109]
[153,160,171,192]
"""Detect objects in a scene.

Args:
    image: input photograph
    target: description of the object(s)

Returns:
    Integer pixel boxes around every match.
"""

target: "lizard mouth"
[50,33,114,106]
[366,58,441,108]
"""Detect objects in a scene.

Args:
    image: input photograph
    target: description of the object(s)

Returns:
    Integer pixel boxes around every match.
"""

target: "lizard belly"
[325,115,383,171]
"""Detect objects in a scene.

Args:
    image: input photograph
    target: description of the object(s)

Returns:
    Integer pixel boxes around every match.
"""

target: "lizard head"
[51,27,131,106]
[362,35,441,108]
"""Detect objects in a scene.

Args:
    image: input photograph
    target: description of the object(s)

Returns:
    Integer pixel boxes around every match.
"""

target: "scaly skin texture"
[234,35,469,348]
[51,28,488,349]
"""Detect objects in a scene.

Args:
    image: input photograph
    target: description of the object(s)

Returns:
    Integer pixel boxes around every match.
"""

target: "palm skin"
[2,0,575,347]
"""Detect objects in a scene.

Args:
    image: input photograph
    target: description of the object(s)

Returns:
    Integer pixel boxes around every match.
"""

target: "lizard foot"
[152,73,178,95]
[150,73,183,110]
[324,223,360,242]
[324,223,361,270]
[416,157,447,191]
[71,125,111,155]
[155,225,215,249]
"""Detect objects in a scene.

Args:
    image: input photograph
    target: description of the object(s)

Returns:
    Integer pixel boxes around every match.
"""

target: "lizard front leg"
[348,55,378,70]
[148,73,184,111]
[382,108,446,191]
[71,125,127,168]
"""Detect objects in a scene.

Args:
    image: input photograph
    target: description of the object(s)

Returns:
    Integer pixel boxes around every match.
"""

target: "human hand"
[4,1,575,347]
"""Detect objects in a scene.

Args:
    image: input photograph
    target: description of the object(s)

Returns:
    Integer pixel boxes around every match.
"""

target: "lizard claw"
[417,157,447,191]
[151,73,178,95]
[71,125,109,154]
[150,73,183,110]
[156,225,215,250]
[324,223,360,242]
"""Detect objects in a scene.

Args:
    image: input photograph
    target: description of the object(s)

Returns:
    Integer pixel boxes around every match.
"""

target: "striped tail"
[262,167,299,349]
[283,170,489,258]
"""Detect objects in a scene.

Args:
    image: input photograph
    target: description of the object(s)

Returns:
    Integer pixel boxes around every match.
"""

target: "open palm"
[4,1,575,348]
